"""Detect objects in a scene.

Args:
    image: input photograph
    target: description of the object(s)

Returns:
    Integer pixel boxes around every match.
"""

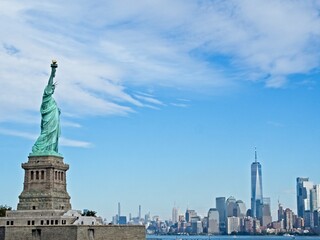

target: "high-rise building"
[207,208,219,234]
[310,184,320,212]
[202,217,208,231]
[260,197,272,227]
[172,206,178,224]
[296,177,313,217]
[226,216,240,234]
[191,219,203,234]
[313,209,320,227]
[236,200,247,218]
[243,217,254,233]
[278,202,284,221]
[284,208,293,231]
[251,148,263,218]
[216,197,226,231]
[304,210,313,228]
[226,196,237,217]
[185,209,197,223]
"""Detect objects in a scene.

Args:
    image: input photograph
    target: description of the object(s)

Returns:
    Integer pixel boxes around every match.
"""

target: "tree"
[82,210,97,217]
[0,205,12,217]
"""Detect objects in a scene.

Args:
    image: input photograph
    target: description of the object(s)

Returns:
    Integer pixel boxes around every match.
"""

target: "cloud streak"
[0,128,91,148]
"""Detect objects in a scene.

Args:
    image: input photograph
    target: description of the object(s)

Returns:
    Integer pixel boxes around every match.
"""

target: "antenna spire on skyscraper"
[255,147,257,163]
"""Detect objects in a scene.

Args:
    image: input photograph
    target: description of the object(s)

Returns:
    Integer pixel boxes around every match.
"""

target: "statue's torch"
[51,59,58,68]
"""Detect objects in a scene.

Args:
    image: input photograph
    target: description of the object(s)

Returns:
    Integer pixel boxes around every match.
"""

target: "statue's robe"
[32,84,61,155]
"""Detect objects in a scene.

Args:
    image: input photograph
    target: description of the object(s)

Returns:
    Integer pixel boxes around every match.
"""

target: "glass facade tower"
[251,149,263,218]
[216,197,226,232]
[296,177,313,217]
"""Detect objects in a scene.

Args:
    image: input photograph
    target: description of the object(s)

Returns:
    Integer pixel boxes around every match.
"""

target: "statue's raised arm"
[44,60,58,97]
[30,60,62,157]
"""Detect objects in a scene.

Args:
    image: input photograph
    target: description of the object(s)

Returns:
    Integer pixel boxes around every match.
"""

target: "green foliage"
[0,205,12,217]
[82,210,97,217]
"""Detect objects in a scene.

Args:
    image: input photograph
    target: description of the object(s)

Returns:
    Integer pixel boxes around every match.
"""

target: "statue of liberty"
[30,60,61,157]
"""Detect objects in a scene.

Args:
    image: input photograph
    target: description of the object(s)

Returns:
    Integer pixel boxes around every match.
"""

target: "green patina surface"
[30,61,62,157]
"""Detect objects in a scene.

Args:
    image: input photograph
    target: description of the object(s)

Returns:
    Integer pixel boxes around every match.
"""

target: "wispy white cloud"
[61,121,82,128]
[171,98,190,108]
[0,128,91,148]
[266,76,287,88]
[0,128,37,140]
[60,137,92,148]
[171,103,189,108]
[177,99,190,102]
[134,94,164,106]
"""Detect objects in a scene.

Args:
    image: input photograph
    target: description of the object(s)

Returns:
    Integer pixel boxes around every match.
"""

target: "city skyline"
[0,0,320,221]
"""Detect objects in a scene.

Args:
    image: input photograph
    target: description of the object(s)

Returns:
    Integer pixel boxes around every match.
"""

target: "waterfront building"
[207,208,219,234]
[304,210,314,228]
[271,220,283,232]
[191,219,203,234]
[226,216,240,234]
[253,219,261,233]
[294,217,304,229]
[284,208,293,231]
[177,220,187,233]
[202,216,208,232]
[251,149,263,218]
[243,217,254,233]
[313,209,320,227]
[216,197,226,232]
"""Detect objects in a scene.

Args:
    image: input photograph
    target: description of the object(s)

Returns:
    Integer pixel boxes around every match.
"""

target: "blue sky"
[0,0,320,221]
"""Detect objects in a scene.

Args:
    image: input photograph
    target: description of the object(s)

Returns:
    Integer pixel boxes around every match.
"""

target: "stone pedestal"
[17,155,71,211]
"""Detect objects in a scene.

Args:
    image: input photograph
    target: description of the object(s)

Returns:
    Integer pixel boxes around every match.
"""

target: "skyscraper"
[236,200,247,218]
[278,202,285,221]
[172,206,178,224]
[260,197,272,226]
[296,177,313,217]
[310,184,320,212]
[185,209,197,223]
[251,148,263,218]
[207,208,219,234]
[216,197,226,232]
[226,196,237,217]
[284,208,293,231]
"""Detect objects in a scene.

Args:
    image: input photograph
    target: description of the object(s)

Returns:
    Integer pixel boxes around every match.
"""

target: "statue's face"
[52,84,56,92]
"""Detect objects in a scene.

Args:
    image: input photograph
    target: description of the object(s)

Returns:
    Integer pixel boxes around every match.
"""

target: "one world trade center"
[251,148,263,218]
